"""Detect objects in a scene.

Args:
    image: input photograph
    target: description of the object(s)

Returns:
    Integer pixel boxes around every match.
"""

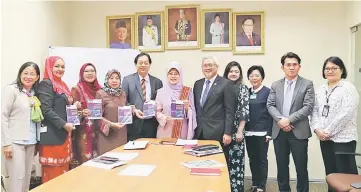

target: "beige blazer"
[1,84,39,146]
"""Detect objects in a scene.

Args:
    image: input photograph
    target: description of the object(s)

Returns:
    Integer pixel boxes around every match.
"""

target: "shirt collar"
[138,74,150,82]
[205,75,217,84]
[21,88,34,96]
[251,85,264,93]
[285,76,298,84]
[321,79,345,89]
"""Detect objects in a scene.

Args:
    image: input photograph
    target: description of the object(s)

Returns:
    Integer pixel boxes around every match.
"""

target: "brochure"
[66,105,80,125]
[171,100,184,119]
[87,99,102,119]
[118,106,133,124]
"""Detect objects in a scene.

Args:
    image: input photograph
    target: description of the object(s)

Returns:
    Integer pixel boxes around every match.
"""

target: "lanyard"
[325,86,338,104]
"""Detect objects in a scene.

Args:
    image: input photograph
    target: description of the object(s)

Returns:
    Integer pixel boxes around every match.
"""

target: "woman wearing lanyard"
[310,57,359,188]
[245,65,272,192]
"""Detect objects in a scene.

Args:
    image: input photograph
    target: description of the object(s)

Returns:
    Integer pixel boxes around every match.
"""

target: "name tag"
[322,105,330,117]
[40,126,47,133]
[250,94,257,100]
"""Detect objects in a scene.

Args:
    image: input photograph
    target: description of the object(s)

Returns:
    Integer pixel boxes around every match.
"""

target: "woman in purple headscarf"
[155,61,197,139]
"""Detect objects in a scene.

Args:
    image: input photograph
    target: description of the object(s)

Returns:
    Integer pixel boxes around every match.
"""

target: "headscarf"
[162,61,197,139]
[43,56,71,96]
[77,63,102,106]
[102,69,124,96]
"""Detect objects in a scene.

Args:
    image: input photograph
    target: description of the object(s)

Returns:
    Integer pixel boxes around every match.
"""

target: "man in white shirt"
[267,52,315,192]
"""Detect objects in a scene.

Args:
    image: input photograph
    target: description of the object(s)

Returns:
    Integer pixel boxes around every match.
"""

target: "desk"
[30,139,231,192]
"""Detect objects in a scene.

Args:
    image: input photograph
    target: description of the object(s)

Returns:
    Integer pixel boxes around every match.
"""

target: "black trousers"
[320,140,357,175]
[274,130,309,192]
[245,136,269,190]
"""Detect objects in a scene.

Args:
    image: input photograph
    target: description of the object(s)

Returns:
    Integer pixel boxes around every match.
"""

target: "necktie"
[141,79,146,100]
[201,80,211,107]
[249,35,254,46]
[282,80,294,117]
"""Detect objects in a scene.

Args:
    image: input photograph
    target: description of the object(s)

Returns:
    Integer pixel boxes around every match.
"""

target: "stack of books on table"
[183,144,223,157]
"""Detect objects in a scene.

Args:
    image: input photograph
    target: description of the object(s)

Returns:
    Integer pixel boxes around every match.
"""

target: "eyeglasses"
[324,67,339,72]
[202,63,217,68]
[168,72,179,76]
[84,70,95,74]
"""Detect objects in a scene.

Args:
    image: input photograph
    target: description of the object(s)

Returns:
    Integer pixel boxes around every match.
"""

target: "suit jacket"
[193,75,236,142]
[1,84,41,146]
[236,32,261,46]
[267,76,315,140]
[122,73,163,139]
[37,79,68,145]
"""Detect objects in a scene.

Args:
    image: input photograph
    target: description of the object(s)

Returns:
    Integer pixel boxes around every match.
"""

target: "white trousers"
[5,143,35,192]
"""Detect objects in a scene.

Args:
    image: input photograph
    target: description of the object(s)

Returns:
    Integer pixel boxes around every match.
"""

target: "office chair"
[326,152,361,192]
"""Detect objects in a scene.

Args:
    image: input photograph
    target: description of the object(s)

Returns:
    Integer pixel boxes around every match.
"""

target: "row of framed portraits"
[106,4,264,54]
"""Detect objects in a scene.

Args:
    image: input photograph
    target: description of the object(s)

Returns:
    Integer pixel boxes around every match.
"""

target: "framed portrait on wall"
[106,15,134,49]
[135,11,164,52]
[233,12,264,55]
[201,9,232,51]
[165,4,200,50]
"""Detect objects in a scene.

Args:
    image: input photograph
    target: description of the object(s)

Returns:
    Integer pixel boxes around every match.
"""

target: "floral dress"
[228,84,250,192]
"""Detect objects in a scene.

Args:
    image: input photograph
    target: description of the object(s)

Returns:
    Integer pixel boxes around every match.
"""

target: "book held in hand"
[66,105,80,125]
[143,100,156,119]
[118,106,132,124]
[171,100,184,119]
[87,99,102,119]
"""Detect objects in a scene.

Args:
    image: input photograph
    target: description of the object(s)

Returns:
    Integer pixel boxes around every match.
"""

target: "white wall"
[1,0,70,87]
[1,0,70,176]
[67,1,350,180]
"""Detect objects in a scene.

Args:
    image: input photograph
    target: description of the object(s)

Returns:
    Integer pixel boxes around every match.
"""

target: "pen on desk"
[132,141,135,145]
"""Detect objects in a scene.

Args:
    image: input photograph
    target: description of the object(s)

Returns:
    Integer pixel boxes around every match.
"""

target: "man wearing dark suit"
[193,56,236,152]
[236,17,261,46]
[267,52,315,192]
[122,53,163,141]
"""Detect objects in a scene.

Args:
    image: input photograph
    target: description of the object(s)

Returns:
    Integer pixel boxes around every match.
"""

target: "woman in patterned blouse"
[223,61,250,192]
[311,57,359,189]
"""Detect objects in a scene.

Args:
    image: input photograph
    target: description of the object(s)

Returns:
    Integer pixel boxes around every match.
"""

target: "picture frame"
[165,4,200,50]
[201,9,232,51]
[135,11,165,52]
[106,15,134,49]
[233,11,265,55]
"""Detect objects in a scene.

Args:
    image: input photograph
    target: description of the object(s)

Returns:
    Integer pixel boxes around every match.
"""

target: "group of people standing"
[2,51,359,192]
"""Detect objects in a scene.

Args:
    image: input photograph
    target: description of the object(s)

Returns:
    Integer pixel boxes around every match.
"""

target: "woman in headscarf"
[71,63,101,164]
[37,56,74,183]
[155,61,197,139]
[95,69,127,155]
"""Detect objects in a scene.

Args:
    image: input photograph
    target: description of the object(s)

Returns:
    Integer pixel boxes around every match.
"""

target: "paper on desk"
[102,152,139,161]
[83,159,126,170]
[175,139,198,146]
[123,141,149,150]
[118,164,156,176]
[180,159,225,169]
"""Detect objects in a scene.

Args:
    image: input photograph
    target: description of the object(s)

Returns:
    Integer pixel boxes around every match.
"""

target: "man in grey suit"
[193,56,236,153]
[267,52,315,192]
[122,53,163,141]
[236,17,261,46]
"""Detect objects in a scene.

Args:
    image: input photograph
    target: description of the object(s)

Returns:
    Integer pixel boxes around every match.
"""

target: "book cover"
[87,99,102,119]
[171,100,184,119]
[118,106,133,124]
[143,100,156,119]
[190,168,221,176]
[66,105,80,125]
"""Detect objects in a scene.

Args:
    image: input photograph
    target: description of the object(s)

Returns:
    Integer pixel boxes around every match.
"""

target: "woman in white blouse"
[311,56,359,179]
[209,14,224,44]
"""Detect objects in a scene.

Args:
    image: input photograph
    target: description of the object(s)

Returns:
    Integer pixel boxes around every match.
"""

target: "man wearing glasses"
[193,56,236,156]
[236,17,261,46]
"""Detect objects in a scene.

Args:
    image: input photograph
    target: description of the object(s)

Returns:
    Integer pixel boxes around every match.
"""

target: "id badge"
[40,126,47,133]
[322,105,330,117]
[250,94,257,100]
